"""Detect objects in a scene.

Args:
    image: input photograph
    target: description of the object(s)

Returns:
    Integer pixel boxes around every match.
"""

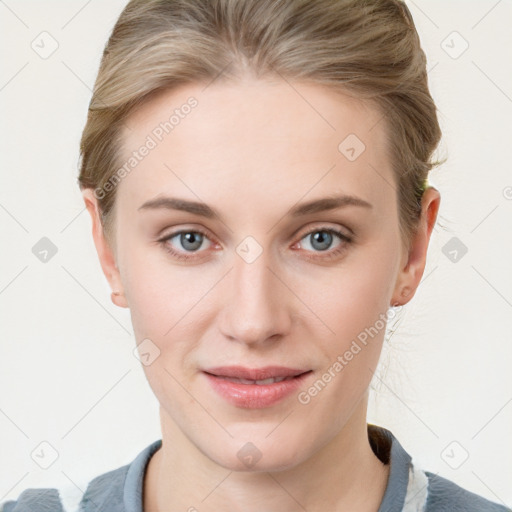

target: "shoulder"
[1,488,65,512]
[0,464,130,512]
[1,439,162,512]
[423,470,511,512]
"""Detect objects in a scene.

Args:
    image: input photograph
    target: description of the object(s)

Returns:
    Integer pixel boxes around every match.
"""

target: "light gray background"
[1,0,511,507]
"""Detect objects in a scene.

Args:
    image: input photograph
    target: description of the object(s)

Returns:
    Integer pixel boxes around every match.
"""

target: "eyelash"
[157,226,352,262]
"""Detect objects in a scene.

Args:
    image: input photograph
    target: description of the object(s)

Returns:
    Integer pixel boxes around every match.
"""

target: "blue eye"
[301,230,339,251]
[172,231,206,252]
[158,228,213,261]
[297,228,352,260]
[158,226,352,262]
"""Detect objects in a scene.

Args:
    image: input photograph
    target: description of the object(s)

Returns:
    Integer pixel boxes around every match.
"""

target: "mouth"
[202,367,314,408]
[208,374,305,385]
[202,365,312,382]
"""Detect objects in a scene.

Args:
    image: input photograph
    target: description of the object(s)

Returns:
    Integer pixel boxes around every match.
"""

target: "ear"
[390,186,441,306]
[82,189,129,309]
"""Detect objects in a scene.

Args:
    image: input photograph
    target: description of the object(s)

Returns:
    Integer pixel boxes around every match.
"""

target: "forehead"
[116,79,394,218]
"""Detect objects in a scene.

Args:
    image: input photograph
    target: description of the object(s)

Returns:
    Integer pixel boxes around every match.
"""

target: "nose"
[219,248,292,346]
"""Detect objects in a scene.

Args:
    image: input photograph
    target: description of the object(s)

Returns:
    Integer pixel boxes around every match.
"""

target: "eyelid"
[162,227,218,249]
[297,223,352,241]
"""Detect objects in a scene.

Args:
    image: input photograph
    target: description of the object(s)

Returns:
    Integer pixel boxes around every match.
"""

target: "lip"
[202,368,313,409]
[203,365,310,380]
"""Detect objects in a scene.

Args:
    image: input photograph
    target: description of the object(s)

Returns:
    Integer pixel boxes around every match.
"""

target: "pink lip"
[203,365,310,380]
[202,369,313,409]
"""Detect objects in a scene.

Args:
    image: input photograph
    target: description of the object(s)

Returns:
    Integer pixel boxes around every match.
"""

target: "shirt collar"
[86,424,414,512]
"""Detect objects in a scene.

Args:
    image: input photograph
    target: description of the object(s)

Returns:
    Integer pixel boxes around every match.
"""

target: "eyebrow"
[138,194,372,219]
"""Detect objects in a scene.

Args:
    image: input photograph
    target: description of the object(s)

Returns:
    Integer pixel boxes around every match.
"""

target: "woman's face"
[94,79,416,470]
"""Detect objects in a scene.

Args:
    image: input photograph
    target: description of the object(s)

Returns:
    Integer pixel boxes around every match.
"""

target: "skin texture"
[83,78,440,512]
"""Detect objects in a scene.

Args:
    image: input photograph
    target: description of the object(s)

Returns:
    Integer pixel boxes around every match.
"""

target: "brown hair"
[78,0,443,249]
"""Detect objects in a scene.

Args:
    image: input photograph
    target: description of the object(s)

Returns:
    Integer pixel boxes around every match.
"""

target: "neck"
[144,394,389,512]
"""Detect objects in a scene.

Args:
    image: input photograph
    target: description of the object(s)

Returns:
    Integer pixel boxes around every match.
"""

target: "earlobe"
[111,290,127,308]
[390,186,441,307]
[82,189,129,309]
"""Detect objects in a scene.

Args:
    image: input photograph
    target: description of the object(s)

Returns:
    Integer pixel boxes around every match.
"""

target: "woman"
[2,0,509,511]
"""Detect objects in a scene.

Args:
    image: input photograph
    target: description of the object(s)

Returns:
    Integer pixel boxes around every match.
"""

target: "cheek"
[119,238,220,348]
[294,241,398,342]
[117,239,167,342]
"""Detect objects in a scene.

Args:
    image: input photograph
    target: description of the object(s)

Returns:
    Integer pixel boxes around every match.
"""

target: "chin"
[206,436,308,473]
[221,454,304,473]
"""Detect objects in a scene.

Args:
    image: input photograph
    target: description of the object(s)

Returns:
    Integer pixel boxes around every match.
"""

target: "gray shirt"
[2,424,509,511]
